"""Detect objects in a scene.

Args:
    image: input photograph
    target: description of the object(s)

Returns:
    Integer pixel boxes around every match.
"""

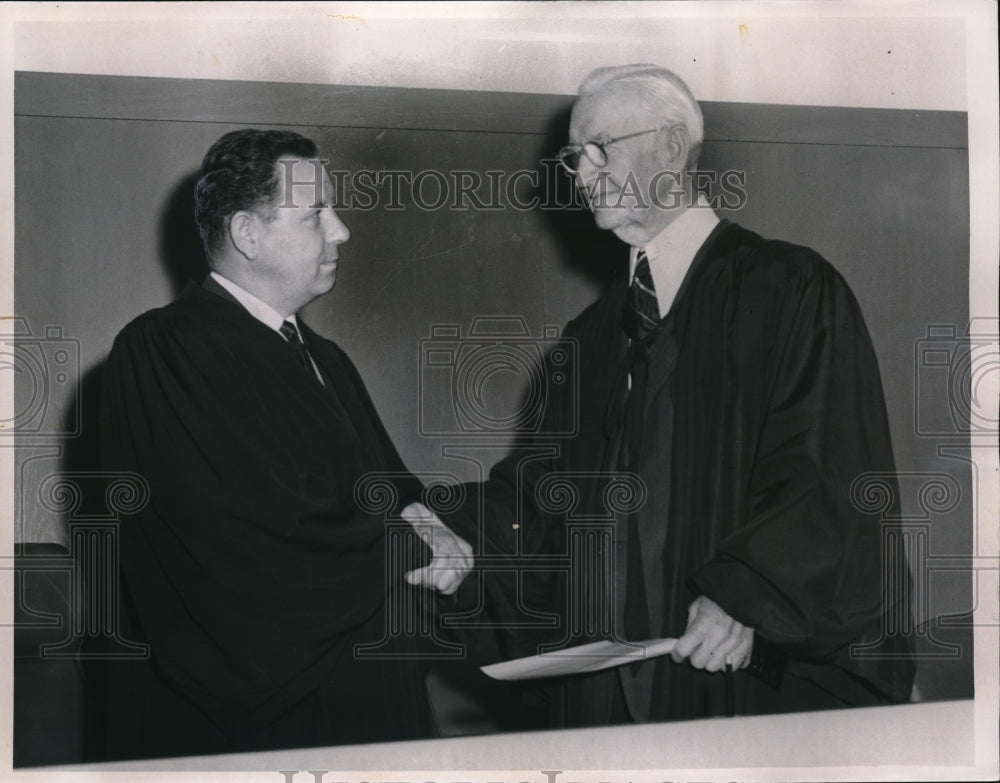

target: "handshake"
[400,501,474,596]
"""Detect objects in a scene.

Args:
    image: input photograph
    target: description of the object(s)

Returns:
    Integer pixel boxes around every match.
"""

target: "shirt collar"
[209,271,300,337]
[628,195,720,314]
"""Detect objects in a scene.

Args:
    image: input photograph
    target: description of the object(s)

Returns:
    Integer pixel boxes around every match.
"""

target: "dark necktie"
[279,320,322,384]
[621,251,660,344]
[620,250,660,642]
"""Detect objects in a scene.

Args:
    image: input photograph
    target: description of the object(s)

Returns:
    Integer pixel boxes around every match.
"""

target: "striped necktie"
[279,320,323,384]
[621,250,660,343]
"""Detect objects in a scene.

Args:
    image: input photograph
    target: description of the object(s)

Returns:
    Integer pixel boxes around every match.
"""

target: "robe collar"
[629,196,721,317]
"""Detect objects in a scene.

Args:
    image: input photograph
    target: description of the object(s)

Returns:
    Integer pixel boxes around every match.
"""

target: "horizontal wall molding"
[16,71,967,150]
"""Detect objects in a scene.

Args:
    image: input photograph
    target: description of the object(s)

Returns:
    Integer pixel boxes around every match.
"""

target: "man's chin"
[591,207,627,232]
[593,208,644,242]
[313,272,337,297]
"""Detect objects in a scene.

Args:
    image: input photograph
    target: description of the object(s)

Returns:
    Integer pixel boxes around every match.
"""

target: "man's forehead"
[274,156,329,180]
[274,156,333,199]
[570,85,651,139]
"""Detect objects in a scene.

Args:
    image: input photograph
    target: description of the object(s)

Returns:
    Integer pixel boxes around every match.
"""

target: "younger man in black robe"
[101,129,472,757]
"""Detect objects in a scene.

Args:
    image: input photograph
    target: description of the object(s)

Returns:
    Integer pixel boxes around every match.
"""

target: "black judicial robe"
[100,281,434,756]
[466,221,914,725]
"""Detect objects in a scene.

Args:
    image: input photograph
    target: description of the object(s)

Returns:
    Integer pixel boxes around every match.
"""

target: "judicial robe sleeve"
[689,255,913,700]
[438,341,581,661]
[100,300,428,735]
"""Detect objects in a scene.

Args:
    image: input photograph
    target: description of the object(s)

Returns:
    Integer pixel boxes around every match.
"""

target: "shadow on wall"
[18,171,210,765]
[58,171,207,508]
[532,103,626,288]
[159,170,208,297]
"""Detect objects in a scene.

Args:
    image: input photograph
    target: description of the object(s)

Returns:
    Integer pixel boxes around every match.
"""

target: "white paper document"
[480,638,678,681]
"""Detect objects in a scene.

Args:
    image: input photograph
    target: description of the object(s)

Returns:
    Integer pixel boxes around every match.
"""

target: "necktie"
[620,250,659,642]
[279,320,322,383]
[621,251,660,343]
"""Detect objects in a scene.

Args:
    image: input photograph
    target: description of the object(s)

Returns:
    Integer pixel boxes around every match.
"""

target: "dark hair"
[193,129,318,258]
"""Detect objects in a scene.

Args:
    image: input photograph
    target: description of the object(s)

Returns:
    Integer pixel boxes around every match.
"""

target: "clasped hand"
[401,502,474,595]
[671,595,754,672]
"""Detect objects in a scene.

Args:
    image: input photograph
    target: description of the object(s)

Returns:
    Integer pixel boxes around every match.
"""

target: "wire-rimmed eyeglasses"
[557,125,676,174]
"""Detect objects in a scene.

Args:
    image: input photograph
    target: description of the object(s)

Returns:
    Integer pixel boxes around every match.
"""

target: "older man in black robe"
[464,64,914,725]
[101,129,471,757]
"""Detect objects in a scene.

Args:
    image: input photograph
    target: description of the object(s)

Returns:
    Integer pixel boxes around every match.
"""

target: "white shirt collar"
[628,195,720,315]
[209,271,301,337]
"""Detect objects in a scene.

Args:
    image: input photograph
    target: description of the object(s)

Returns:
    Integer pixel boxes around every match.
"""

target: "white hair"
[578,64,704,156]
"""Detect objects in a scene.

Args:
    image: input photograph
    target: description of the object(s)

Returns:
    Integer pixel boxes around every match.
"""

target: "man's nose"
[324,210,351,244]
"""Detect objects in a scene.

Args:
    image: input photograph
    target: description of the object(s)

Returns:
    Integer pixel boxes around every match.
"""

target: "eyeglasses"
[557,125,676,174]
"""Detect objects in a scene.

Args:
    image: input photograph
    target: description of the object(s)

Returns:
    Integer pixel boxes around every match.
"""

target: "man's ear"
[228,211,259,260]
[665,125,693,170]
